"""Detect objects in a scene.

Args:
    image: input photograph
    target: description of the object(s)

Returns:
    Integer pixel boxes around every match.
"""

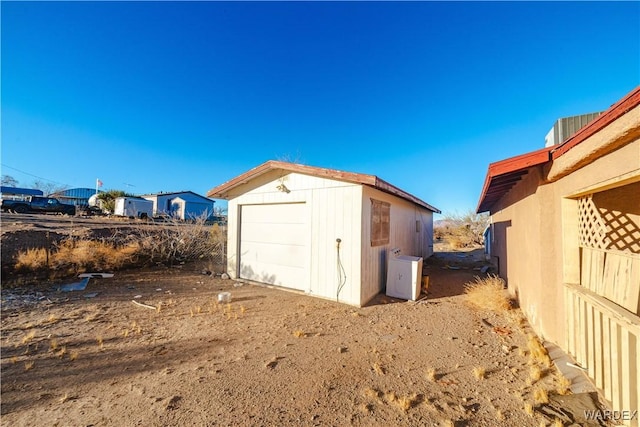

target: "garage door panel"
[241,203,306,224]
[241,241,307,268]
[240,222,307,246]
[240,262,306,287]
[239,203,309,291]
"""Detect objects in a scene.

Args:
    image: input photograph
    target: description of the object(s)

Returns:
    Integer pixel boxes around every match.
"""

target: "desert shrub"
[435,210,489,248]
[135,215,225,266]
[15,248,49,271]
[51,239,141,272]
[464,275,511,312]
[11,216,226,275]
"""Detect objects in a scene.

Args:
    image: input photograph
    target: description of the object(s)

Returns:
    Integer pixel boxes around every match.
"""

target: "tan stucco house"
[207,161,440,307]
[477,87,640,423]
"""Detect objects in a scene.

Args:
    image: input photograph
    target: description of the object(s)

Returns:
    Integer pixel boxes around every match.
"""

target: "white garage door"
[239,203,309,291]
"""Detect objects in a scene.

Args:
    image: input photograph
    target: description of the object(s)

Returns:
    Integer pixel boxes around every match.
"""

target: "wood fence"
[565,247,640,426]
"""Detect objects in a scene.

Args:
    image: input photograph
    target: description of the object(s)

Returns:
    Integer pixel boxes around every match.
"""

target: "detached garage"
[207,161,440,306]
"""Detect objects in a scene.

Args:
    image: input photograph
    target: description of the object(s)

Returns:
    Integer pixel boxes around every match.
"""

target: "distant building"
[141,191,215,220]
[544,112,602,147]
[50,188,101,206]
[0,186,44,201]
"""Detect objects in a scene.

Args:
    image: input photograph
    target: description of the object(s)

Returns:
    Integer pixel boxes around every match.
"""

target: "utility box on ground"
[386,248,423,301]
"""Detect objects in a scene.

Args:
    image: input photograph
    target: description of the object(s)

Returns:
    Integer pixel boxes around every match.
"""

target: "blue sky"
[2,1,638,215]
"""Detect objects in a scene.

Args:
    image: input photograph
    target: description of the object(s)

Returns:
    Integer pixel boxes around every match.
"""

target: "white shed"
[207,161,440,306]
[141,191,215,220]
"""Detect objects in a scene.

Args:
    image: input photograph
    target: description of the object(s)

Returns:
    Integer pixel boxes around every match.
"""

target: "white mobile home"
[141,191,215,220]
[207,161,440,306]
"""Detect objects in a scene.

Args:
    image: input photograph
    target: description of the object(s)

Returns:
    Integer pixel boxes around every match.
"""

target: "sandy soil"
[1,242,586,427]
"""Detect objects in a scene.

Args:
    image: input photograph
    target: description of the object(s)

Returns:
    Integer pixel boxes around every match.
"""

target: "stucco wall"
[490,135,640,345]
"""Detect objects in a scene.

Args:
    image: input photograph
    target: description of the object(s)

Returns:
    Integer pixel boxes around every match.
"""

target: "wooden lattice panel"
[599,207,640,254]
[578,195,609,250]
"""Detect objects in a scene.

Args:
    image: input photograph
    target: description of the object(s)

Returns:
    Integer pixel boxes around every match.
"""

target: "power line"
[1,163,72,187]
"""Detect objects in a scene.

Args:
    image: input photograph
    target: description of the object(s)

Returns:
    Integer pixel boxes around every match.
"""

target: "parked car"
[0,196,76,215]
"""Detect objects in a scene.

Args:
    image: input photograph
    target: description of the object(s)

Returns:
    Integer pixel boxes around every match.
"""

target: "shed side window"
[371,199,390,246]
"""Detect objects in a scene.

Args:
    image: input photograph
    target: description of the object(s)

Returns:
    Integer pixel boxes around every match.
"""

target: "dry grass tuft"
[395,394,420,412]
[533,387,549,404]
[473,366,486,380]
[426,368,436,381]
[527,334,550,366]
[69,350,79,361]
[57,346,67,358]
[441,420,455,427]
[557,375,571,395]
[524,402,534,416]
[464,275,510,312]
[293,330,306,338]
[383,391,397,403]
[15,248,48,271]
[22,330,36,344]
[554,418,564,427]
[373,362,386,376]
[24,361,34,371]
[495,409,505,421]
[364,387,382,402]
[529,365,543,382]
[44,314,61,325]
[50,339,59,351]
[96,335,104,349]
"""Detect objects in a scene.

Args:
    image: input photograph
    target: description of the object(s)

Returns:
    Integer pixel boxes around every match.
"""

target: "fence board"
[603,315,613,402]
[594,309,604,389]
[565,283,640,425]
[611,320,622,415]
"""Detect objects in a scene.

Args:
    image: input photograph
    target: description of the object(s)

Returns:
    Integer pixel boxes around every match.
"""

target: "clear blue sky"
[2,1,638,215]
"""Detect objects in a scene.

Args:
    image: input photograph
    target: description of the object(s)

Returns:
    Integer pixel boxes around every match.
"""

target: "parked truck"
[0,196,76,215]
[113,197,153,219]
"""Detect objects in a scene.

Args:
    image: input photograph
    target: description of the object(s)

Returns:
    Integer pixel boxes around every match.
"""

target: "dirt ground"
[1,235,596,427]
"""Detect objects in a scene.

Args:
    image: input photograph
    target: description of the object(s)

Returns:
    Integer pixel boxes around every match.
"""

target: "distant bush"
[96,190,134,214]
[435,210,489,248]
[136,216,225,267]
[13,216,226,275]
[15,240,140,274]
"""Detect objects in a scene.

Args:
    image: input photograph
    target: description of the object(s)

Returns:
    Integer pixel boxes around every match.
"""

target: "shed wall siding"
[226,172,363,305]
[360,186,434,305]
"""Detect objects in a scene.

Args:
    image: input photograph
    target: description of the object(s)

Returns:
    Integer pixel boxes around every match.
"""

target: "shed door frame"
[237,202,311,292]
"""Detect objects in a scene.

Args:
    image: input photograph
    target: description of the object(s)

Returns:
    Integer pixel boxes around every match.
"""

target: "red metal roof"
[207,160,441,213]
[476,86,640,213]
[476,147,552,213]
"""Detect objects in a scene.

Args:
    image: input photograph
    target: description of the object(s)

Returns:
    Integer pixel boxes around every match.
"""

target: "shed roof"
[207,160,441,213]
[477,86,640,213]
[140,190,213,203]
[0,186,44,196]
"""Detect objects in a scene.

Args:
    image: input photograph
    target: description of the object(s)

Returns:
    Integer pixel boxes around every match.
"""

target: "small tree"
[1,175,18,187]
[30,180,68,196]
[436,210,490,249]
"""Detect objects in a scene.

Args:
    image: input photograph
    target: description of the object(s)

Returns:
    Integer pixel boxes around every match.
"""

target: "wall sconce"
[276,184,290,193]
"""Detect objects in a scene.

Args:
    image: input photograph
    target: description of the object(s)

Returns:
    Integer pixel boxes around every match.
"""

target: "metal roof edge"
[207,160,440,212]
[476,86,640,214]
